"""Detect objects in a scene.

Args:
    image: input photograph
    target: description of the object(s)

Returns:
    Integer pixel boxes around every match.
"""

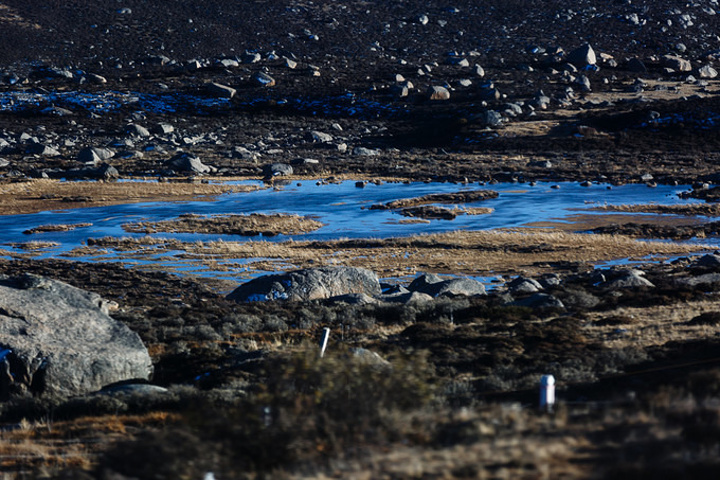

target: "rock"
[231,146,259,161]
[408,273,443,290]
[692,254,720,269]
[473,64,486,77]
[241,52,262,64]
[390,84,410,97]
[662,55,692,72]
[512,293,565,309]
[87,73,107,84]
[217,58,239,68]
[427,85,451,101]
[262,163,293,177]
[350,348,391,369]
[310,131,333,143]
[165,152,216,174]
[473,110,503,127]
[575,74,591,92]
[91,163,120,180]
[253,72,276,87]
[227,267,382,302]
[125,124,151,138]
[698,65,718,79]
[627,57,648,73]
[381,291,434,304]
[26,144,60,156]
[326,293,378,305]
[151,123,175,135]
[284,57,298,69]
[409,274,486,297]
[0,274,152,399]
[507,277,543,294]
[603,270,655,289]
[567,44,597,67]
[77,147,115,165]
[207,82,236,99]
[352,147,379,156]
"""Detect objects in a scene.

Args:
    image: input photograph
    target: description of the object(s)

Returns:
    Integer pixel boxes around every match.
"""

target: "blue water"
[0,180,711,278]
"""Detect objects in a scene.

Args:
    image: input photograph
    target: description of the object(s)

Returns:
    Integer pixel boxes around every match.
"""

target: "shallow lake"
[0,180,715,278]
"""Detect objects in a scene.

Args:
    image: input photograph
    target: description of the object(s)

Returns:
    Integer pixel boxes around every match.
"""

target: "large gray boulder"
[0,274,152,400]
[227,267,381,302]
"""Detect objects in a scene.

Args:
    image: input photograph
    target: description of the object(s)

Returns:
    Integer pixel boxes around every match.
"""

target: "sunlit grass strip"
[70,230,716,277]
[593,203,720,216]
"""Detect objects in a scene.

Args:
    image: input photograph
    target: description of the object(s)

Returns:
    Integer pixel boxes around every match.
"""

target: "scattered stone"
[165,152,216,174]
[603,270,655,289]
[310,131,333,143]
[125,124,151,138]
[408,274,486,297]
[507,277,543,294]
[77,147,115,165]
[353,147,379,156]
[253,72,276,87]
[473,110,503,127]
[262,163,293,177]
[511,293,565,309]
[662,55,692,72]
[698,65,718,78]
[567,44,597,67]
[207,82,236,98]
[151,123,175,135]
[692,253,720,269]
[87,73,107,84]
[26,144,60,156]
[627,57,648,73]
[242,52,262,64]
[427,85,451,101]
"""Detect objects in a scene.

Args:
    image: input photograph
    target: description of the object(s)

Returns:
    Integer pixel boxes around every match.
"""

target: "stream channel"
[0,180,715,280]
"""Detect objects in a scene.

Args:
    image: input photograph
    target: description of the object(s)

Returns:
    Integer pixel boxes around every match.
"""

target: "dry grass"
[123,213,324,236]
[22,223,93,235]
[593,203,720,217]
[0,412,180,476]
[75,230,714,277]
[586,300,720,351]
[0,179,260,215]
[528,212,704,231]
[0,4,41,30]
[371,190,498,210]
[4,241,59,251]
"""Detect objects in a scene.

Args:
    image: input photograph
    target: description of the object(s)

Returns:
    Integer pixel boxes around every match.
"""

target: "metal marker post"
[319,327,330,358]
[539,374,555,412]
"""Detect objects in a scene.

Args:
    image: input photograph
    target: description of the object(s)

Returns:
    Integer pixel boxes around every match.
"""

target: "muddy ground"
[2,1,720,478]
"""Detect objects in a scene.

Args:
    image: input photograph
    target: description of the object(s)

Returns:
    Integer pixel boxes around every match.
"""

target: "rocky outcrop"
[0,274,152,400]
[227,267,382,302]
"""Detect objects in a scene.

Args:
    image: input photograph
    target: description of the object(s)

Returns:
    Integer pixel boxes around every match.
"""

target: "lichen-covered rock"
[227,267,381,302]
[0,274,152,400]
